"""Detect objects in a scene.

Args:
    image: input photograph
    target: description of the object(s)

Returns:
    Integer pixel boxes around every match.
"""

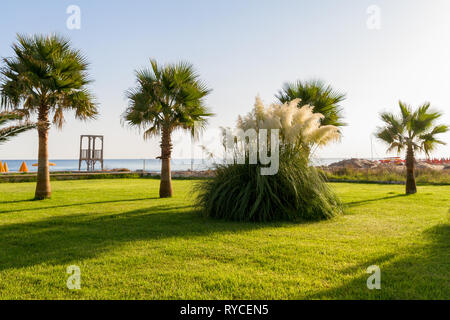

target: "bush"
[195,150,343,222]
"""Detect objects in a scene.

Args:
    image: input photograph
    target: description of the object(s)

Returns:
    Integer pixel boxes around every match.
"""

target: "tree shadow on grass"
[0,199,38,205]
[0,197,159,214]
[345,194,408,208]
[0,203,300,272]
[305,224,450,299]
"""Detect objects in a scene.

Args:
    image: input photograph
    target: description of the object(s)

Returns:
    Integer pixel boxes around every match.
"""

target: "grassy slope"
[0,179,448,299]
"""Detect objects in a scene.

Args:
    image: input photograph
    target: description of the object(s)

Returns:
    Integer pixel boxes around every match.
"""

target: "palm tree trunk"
[405,143,417,195]
[159,125,173,198]
[35,107,51,200]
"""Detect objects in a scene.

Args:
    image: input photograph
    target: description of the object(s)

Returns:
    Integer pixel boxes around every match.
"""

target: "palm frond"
[0,122,36,144]
[276,79,346,127]
[410,103,442,136]
[0,111,23,126]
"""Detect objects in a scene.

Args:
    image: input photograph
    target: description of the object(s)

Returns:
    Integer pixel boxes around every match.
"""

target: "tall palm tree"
[376,101,448,194]
[0,34,97,199]
[0,111,35,144]
[123,59,212,198]
[276,79,346,127]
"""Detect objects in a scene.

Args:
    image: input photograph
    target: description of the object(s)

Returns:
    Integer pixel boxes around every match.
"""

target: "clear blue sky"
[1,0,450,160]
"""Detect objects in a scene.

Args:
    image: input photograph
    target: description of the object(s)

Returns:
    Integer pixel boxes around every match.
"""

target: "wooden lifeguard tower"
[79,135,104,171]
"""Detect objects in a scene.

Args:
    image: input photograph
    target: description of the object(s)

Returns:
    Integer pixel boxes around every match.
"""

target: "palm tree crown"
[276,79,346,127]
[123,59,212,137]
[1,34,97,125]
[376,101,448,156]
[123,59,212,197]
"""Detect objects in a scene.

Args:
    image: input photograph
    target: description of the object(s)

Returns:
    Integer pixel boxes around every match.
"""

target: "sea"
[0,158,345,173]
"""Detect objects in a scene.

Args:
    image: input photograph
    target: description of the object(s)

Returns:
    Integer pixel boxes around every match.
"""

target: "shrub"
[195,97,343,222]
[195,150,343,222]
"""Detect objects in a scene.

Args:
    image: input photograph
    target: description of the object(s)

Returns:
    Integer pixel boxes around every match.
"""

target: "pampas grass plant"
[195,97,343,222]
[195,147,343,222]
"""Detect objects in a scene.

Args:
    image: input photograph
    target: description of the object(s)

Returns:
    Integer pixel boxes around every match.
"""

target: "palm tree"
[123,59,212,198]
[376,101,448,194]
[0,111,35,144]
[276,79,346,127]
[0,34,97,199]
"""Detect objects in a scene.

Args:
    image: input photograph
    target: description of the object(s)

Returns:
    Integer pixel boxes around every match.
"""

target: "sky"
[1,0,450,160]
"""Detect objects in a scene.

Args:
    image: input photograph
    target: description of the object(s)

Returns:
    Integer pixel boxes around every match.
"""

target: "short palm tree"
[123,59,212,198]
[376,101,448,194]
[0,34,98,199]
[276,79,346,127]
[0,111,35,144]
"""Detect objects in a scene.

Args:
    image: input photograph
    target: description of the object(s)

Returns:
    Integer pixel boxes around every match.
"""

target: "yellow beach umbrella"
[19,161,29,173]
[0,162,4,173]
[3,162,8,173]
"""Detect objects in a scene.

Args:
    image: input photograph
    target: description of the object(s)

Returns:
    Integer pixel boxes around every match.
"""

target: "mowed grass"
[0,179,448,299]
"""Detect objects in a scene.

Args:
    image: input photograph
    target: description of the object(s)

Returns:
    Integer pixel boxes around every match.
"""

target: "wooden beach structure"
[79,135,104,171]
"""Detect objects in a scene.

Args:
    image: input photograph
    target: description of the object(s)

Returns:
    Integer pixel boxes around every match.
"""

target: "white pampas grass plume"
[237,96,341,149]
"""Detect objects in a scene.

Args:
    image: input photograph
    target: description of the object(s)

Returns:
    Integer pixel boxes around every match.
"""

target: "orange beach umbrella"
[0,161,5,173]
[19,161,28,173]
[3,162,8,173]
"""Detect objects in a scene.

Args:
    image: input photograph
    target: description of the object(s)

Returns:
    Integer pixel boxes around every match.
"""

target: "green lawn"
[0,179,448,299]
